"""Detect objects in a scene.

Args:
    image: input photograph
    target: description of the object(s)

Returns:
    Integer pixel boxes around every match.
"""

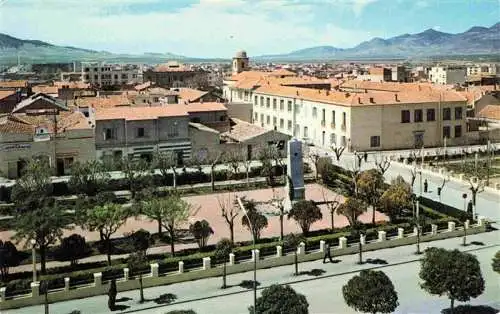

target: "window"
[401,110,411,123]
[114,74,118,80]
[312,107,317,118]
[303,126,308,138]
[137,127,145,138]
[260,96,264,107]
[273,98,277,110]
[122,74,127,79]
[427,109,436,121]
[455,107,463,120]
[443,126,451,139]
[414,109,423,122]
[322,131,325,146]
[104,128,115,140]
[280,119,284,129]
[321,109,326,122]
[260,113,264,122]
[266,97,270,108]
[454,125,462,138]
[266,115,270,124]
[254,112,258,121]
[254,96,258,105]
[370,136,380,147]
[287,101,292,112]
[341,136,347,146]
[168,123,179,137]
[330,133,336,145]
[287,120,292,131]
[342,112,346,126]
[273,116,277,125]
[443,108,451,120]
[280,99,284,111]
[332,110,336,126]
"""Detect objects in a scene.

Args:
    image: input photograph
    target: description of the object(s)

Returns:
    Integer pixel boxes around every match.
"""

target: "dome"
[235,50,247,58]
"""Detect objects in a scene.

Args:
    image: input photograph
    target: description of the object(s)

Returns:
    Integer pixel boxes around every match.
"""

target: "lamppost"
[31,239,37,283]
[415,169,423,255]
[237,197,257,312]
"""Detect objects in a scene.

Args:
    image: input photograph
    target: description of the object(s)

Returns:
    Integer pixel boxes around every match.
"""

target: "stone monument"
[285,139,305,208]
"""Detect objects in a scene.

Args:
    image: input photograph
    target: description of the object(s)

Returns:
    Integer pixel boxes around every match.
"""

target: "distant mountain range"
[0,23,499,64]
[255,23,500,60]
[0,33,187,65]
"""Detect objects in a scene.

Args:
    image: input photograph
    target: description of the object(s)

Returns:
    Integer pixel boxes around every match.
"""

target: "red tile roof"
[95,105,189,121]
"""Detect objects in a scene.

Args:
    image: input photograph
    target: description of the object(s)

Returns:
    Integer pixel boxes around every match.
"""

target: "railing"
[330,123,336,129]
[0,218,488,310]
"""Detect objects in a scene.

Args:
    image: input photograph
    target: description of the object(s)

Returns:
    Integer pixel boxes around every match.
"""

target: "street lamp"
[30,239,37,283]
[415,170,423,255]
[237,197,257,313]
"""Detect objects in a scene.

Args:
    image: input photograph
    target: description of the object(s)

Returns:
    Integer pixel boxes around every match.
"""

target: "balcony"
[330,123,336,129]
[321,120,326,127]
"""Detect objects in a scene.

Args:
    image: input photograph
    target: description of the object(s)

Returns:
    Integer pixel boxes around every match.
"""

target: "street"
[6,227,499,314]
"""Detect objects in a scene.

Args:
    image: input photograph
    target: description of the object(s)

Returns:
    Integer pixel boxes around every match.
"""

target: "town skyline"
[0,0,499,58]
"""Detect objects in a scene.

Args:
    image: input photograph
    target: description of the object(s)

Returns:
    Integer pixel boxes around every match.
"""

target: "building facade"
[82,62,142,87]
[143,62,207,88]
[429,66,467,85]
[251,85,468,151]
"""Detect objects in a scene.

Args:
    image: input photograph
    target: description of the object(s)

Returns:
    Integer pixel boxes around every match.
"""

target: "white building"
[82,62,142,87]
[429,66,466,85]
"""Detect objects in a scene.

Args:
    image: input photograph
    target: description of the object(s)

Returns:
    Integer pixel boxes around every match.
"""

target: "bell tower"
[232,50,249,75]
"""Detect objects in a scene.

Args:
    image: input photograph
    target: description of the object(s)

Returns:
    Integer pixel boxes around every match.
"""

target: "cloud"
[415,0,429,8]
[0,0,379,57]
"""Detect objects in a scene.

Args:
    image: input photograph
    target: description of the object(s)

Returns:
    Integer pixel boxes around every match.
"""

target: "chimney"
[358,97,362,104]
[369,97,374,103]
[394,93,399,102]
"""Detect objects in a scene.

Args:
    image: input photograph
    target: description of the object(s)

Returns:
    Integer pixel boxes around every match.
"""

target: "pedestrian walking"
[323,242,334,263]
[423,179,428,193]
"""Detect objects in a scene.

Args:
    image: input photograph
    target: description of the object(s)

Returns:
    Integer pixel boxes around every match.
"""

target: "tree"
[127,229,153,253]
[83,203,129,265]
[379,177,412,222]
[208,151,224,191]
[214,238,233,289]
[320,186,341,232]
[337,197,367,229]
[0,240,20,282]
[259,145,286,187]
[492,251,500,274]
[68,160,110,197]
[11,158,53,212]
[343,269,399,314]
[13,201,69,274]
[270,188,286,241]
[218,193,239,243]
[141,198,167,237]
[189,220,214,249]
[108,279,117,310]
[419,247,485,313]
[374,155,391,175]
[128,251,148,303]
[468,177,485,211]
[331,144,346,162]
[283,233,306,276]
[241,198,268,241]
[153,151,179,188]
[357,169,385,224]
[249,284,309,314]
[159,195,192,256]
[224,150,242,181]
[288,200,323,236]
[307,151,321,181]
[121,156,152,199]
[54,234,91,266]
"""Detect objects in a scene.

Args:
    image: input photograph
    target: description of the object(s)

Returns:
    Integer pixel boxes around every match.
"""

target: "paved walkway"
[6,226,499,314]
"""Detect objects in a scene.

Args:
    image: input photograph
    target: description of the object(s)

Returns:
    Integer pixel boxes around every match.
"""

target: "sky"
[0,0,498,58]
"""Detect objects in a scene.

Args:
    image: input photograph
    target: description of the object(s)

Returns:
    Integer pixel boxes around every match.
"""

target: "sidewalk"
[6,227,499,314]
